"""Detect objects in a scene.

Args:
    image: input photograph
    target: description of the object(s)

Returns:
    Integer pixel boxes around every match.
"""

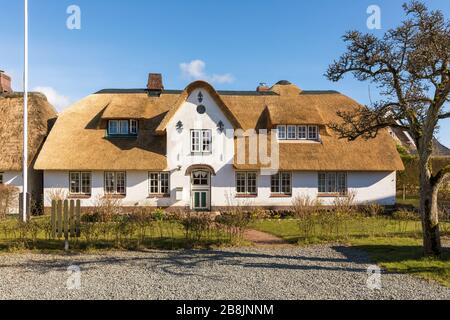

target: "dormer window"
[308,125,318,140]
[277,124,319,141]
[108,119,138,136]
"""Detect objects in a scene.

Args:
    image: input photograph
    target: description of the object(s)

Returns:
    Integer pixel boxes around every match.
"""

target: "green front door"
[193,190,208,210]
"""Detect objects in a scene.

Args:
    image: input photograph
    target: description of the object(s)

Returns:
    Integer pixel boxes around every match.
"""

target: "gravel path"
[0,245,448,300]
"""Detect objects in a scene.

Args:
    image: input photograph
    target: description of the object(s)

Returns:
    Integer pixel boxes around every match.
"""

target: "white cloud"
[32,86,71,111]
[180,60,235,84]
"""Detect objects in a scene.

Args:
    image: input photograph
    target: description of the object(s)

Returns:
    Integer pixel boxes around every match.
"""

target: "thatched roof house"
[0,92,57,171]
[35,74,404,210]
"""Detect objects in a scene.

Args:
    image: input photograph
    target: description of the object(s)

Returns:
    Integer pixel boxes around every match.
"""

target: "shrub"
[292,195,322,240]
[360,202,384,217]
[0,185,19,219]
[216,211,252,240]
[179,212,215,242]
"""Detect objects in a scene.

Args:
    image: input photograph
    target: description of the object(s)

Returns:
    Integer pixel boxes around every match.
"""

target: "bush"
[0,185,19,219]
[216,211,252,241]
[179,211,215,242]
[360,202,385,217]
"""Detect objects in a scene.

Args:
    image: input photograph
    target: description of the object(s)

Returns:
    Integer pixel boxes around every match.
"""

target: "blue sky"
[1,0,449,145]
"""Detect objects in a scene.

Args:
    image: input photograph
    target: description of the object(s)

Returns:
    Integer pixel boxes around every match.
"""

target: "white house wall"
[42,170,397,208]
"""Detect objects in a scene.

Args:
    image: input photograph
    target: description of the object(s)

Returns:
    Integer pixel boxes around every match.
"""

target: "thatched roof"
[0,92,57,171]
[35,80,404,172]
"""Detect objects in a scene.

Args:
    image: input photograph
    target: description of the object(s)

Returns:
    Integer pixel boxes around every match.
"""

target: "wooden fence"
[51,199,81,239]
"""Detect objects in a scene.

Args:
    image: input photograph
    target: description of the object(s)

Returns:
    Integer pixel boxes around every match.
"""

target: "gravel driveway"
[0,245,448,300]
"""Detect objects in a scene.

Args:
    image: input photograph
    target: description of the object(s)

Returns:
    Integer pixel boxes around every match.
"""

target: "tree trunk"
[419,167,442,257]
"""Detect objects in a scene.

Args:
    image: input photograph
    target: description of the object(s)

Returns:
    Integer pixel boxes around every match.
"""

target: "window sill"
[235,194,258,198]
[317,193,348,198]
[191,152,213,156]
[148,194,171,199]
[68,194,91,199]
[106,134,138,139]
[270,194,292,198]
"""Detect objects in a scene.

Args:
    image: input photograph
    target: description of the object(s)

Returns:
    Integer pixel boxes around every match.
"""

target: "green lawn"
[250,218,450,287]
[396,196,420,208]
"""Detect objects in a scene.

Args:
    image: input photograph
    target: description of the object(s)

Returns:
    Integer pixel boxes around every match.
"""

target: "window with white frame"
[236,172,257,195]
[104,172,126,195]
[318,172,347,195]
[308,125,319,140]
[271,172,292,195]
[191,130,212,153]
[287,125,297,140]
[69,172,91,195]
[130,119,138,135]
[149,172,170,195]
[277,125,286,140]
[277,125,319,141]
[108,120,138,136]
[298,125,307,139]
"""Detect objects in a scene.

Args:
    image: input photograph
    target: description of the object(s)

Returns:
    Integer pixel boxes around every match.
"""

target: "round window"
[197,105,206,114]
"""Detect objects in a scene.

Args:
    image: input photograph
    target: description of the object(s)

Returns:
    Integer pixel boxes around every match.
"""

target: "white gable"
[166,88,235,172]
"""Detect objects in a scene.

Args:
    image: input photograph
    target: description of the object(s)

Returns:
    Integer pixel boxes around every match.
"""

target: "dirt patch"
[244,229,292,247]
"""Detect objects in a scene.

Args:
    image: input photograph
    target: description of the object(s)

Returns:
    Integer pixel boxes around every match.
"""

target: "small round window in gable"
[197,105,206,114]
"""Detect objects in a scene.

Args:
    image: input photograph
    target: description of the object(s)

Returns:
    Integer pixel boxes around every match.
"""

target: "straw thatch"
[0,92,57,171]
[35,80,404,171]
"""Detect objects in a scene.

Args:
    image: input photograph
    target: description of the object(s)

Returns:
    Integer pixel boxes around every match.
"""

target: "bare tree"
[326,1,449,256]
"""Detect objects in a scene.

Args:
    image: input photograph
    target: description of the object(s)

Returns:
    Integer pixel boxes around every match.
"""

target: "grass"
[396,196,420,208]
[250,218,450,287]
[0,215,238,253]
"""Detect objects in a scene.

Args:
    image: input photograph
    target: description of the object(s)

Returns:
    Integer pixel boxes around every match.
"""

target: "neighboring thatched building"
[35,74,403,211]
[388,125,450,157]
[0,71,57,213]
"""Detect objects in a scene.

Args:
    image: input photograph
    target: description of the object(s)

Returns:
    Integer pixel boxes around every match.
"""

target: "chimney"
[256,82,269,92]
[147,73,164,91]
[0,70,12,94]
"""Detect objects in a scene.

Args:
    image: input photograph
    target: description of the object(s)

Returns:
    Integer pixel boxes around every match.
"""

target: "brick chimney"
[147,73,164,91]
[256,82,269,92]
[0,71,12,94]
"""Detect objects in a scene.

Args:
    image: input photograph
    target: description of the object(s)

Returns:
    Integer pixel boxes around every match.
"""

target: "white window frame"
[298,125,307,140]
[191,130,212,154]
[287,125,297,140]
[236,172,258,196]
[130,119,138,135]
[104,171,127,195]
[69,172,91,195]
[271,172,292,195]
[308,125,319,140]
[318,172,347,195]
[149,172,170,195]
[277,125,287,140]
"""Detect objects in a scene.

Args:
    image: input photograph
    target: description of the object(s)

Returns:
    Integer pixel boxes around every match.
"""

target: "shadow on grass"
[334,243,450,286]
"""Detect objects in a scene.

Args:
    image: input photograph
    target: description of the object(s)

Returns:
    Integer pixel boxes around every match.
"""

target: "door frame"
[190,170,211,211]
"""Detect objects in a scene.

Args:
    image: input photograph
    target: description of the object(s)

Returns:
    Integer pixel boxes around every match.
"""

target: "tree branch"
[431,164,450,187]
[438,111,450,119]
